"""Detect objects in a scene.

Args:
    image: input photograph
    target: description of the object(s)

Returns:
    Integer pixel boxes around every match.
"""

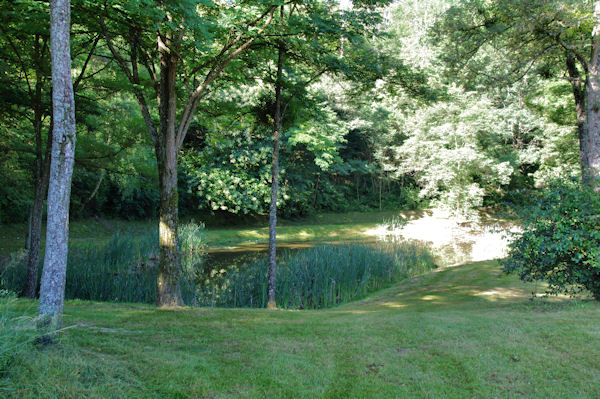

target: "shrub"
[196,241,436,309]
[502,181,600,299]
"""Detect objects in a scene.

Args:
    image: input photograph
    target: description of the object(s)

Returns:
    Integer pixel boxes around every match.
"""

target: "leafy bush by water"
[196,241,436,309]
[503,181,600,299]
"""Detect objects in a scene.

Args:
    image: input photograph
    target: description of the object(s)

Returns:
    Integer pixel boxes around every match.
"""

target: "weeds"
[1,225,434,310]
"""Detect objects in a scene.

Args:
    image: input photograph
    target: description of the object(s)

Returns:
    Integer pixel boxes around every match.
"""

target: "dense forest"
[1,0,583,225]
[3,0,596,311]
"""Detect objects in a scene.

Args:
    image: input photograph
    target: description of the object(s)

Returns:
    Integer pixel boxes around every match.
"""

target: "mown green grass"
[2,260,599,398]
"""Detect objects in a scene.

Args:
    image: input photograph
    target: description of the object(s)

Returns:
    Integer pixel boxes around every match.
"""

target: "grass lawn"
[3,260,599,398]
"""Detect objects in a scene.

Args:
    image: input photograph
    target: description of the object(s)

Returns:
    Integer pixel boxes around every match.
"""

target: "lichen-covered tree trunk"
[38,0,76,330]
[267,43,284,310]
[155,43,182,307]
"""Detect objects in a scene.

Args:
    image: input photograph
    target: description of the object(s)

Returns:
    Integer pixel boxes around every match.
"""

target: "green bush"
[196,241,436,309]
[502,181,600,299]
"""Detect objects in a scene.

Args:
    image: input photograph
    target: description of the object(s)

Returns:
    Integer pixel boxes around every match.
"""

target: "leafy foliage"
[503,182,600,299]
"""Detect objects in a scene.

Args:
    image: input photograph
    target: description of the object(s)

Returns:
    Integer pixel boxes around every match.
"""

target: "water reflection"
[202,210,519,272]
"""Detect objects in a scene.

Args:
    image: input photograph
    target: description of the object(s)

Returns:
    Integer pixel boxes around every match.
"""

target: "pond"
[203,209,519,270]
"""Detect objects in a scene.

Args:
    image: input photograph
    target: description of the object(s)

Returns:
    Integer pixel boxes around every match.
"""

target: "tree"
[94,1,280,306]
[262,0,401,307]
[267,38,284,309]
[0,0,103,298]
[435,0,600,186]
[503,181,600,299]
[37,0,76,331]
[0,1,53,298]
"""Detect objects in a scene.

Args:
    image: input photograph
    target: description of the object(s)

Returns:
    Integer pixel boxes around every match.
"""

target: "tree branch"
[175,6,278,151]
[73,34,100,91]
[100,17,157,143]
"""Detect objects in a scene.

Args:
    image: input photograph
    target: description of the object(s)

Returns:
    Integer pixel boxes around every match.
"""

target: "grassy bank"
[2,260,599,398]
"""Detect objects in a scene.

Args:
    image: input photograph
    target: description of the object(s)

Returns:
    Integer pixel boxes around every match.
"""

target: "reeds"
[195,241,436,309]
[1,223,205,304]
[1,228,435,310]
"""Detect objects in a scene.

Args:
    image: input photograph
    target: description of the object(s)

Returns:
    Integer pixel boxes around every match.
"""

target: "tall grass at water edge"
[1,225,435,309]
[0,223,205,304]
[197,241,436,309]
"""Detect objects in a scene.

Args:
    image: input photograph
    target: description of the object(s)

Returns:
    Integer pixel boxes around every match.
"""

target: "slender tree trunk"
[267,42,284,310]
[38,0,76,331]
[379,170,383,211]
[156,42,182,307]
[24,35,52,298]
[23,118,53,298]
[78,170,104,215]
[313,174,320,209]
[567,52,590,180]
[79,135,109,215]
[25,210,32,250]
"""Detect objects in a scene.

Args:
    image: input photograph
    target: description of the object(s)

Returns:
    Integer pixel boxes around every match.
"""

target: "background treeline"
[0,0,579,224]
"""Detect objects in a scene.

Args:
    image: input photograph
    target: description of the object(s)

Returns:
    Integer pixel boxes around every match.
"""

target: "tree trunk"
[38,0,76,331]
[156,41,182,307]
[23,35,53,299]
[23,117,53,298]
[25,209,32,250]
[78,169,105,215]
[267,42,284,310]
[313,174,320,209]
[79,134,109,215]
[379,170,383,211]
[584,3,600,187]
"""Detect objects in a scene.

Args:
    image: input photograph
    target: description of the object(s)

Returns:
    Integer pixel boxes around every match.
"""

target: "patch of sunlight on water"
[365,208,521,265]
